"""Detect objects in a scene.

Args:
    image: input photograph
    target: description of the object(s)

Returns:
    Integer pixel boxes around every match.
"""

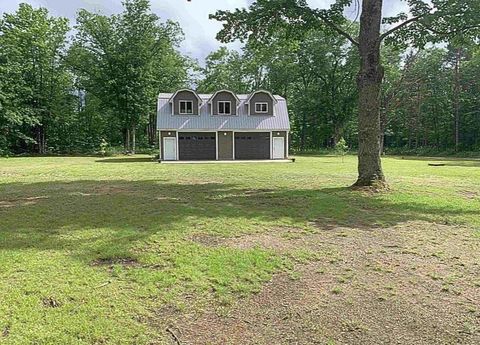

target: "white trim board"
[160,129,288,132]
[161,159,294,164]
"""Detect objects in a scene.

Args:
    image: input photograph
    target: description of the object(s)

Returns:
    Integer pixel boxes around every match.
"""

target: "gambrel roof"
[207,90,240,104]
[245,90,278,104]
[167,89,203,104]
[157,93,290,131]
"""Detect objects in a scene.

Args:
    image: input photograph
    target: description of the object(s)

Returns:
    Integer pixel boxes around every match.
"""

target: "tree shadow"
[0,180,476,263]
[389,156,480,167]
[95,157,157,163]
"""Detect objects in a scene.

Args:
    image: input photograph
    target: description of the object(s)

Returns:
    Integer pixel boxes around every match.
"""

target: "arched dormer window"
[207,90,240,116]
[246,90,277,116]
[168,89,202,115]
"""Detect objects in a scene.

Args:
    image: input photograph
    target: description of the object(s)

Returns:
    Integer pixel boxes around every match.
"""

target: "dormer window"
[218,101,231,115]
[169,89,202,115]
[208,90,240,116]
[179,100,194,114]
[255,102,268,113]
[246,90,277,116]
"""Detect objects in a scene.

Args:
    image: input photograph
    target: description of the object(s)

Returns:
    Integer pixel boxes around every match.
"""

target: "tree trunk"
[333,123,342,147]
[354,0,385,187]
[36,125,46,154]
[125,128,130,153]
[379,132,385,155]
[301,111,307,151]
[453,48,461,152]
[132,126,136,154]
[42,129,46,154]
[148,112,156,146]
[379,107,387,155]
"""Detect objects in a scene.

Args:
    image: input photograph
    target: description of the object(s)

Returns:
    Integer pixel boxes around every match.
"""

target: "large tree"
[210,0,480,186]
[0,3,72,154]
[70,0,190,152]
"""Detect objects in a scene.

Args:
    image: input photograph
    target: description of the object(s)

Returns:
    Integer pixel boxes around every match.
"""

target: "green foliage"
[99,139,109,156]
[0,3,73,154]
[209,0,480,153]
[335,138,349,162]
[69,0,191,150]
[197,47,252,93]
[0,0,479,156]
[383,46,480,151]
[0,0,192,155]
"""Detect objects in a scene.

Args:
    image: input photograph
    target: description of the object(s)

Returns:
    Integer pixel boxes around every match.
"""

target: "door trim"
[272,136,285,159]
[163,137,177,161]
[270,131,273,159]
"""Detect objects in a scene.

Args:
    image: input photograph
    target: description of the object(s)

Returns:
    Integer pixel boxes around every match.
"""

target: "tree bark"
[301,111,307,151]
[36,125,46,154]
[453,48,461,152]
[354,0,386,187]
[132,126,136,154]
[148,112,156,146]
[125,128,130,153]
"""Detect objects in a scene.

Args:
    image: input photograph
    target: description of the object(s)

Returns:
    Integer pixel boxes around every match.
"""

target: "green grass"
[0,154,479,344]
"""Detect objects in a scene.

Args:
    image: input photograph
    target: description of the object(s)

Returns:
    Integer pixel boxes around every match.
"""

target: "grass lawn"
[0,155,479,344]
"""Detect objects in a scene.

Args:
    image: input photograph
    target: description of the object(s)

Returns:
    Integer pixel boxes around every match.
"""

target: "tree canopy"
[210,0,480,186]
[0,0,479,162]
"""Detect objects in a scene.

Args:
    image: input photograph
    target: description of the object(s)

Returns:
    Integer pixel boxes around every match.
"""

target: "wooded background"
[0,0,479,156]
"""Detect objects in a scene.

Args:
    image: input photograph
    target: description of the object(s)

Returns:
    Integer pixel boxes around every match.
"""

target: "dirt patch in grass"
[42,297,61,308]
[458,190,479,200]
[91,257,139,267]
[223,233,302,252]
[0,196,49,208]
[189,233,227,247]
[190,227,310,252]
[158,221,480,345]
[69,185,133,197]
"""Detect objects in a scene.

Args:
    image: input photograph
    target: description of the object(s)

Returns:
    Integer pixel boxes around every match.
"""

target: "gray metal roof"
[157,93,290,131]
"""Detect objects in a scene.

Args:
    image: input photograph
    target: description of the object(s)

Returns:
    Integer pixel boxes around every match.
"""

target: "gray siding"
[160,131,176,160]
[212,92,237,115]
[173,90,199,115]
[218,131,233,160]
[249,92,274,116]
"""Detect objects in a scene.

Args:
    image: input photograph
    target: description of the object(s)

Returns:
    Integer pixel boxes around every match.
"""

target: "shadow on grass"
[0,180,476,262]
[95,157,156,163]
[389,156,480,167]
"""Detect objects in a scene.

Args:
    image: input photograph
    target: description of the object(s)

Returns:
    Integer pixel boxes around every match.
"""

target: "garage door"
[235,132,270,160]
[179,132,216,160]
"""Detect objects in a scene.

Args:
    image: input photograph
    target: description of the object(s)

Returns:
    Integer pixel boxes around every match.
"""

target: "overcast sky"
[0,0,408,65]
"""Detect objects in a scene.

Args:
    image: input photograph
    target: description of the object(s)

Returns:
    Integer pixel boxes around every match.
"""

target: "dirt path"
[160,222,480,345]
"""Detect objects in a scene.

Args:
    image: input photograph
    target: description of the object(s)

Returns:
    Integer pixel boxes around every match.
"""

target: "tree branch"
[315,12,359,47]
[419,22,480,37]
[379,14,426,41]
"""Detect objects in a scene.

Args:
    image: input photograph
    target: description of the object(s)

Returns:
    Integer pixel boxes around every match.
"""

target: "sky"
[0,0,408,65]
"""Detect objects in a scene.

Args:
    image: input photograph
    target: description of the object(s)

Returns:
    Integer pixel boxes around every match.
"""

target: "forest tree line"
[0,0,479,156]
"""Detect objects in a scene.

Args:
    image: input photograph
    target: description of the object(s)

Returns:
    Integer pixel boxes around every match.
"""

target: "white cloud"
[0,0,41,13]
[150,0,249,65]
[306,0,336,9]
[0,0,249,65]
[0,0,411,64]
